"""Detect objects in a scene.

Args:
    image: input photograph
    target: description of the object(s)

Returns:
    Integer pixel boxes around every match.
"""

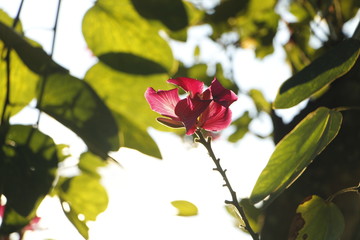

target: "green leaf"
[0,11,40,117]
[84,62,172,158]
[131,0,188,31]
[82,0,175,74]
[0,207,32,234]
[288,195,345,240]
[249,89,271,114]
[1,125,58,217]
[171,200,198,216]
[228,111,252,142]
[78,152,107,179]
[115,113,162,158]
[58,173,108,239]
[250,107,342,204]
[98,52,167,75]
[39,72,119,159]
[274,39,360,109]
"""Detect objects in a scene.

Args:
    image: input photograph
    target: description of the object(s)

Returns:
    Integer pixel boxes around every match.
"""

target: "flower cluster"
[145,77,237,135]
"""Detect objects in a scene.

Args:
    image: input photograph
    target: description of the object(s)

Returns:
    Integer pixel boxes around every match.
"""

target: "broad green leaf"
[98,53,167,75]
[58,173,108,239]
[131,0,188,31]
[274,39,360,109]
[249,89,271,114]
[250,107,342,204]
[0,11,39,117]
[171,200,198,216]
[39,73,119,159]
[228,111,252,142]
[78,152,107,179]
[82,0,175,74]
[84,62,172,158]
[115,113,162,158]
[1,125,58,216]
[288,195,344,240]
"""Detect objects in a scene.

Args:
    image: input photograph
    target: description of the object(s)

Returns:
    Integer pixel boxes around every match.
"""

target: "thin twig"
[195,129,259,240]
[35,0,62,126]
[327,182,360,202]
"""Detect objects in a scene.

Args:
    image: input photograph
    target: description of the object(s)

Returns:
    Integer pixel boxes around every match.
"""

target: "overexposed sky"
[0,1,293,239]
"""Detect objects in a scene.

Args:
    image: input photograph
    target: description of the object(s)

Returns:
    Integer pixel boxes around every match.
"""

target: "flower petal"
[210,78,238,107]
[199,102,232,132]
[145,88,180,119]
[175,97,211,135]
[168,77,204,97]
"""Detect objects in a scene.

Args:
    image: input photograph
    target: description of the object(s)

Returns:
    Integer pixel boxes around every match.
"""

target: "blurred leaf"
[0,11,39,117]
[288,195,345,240]
[289,0,316,23]
[39,73,119,159]
[226,199,263,233]
[1,125,58,216]
[99,52,167,75]
[115,113,162,158]
[274,39,360,109]
[58,173,108,239]
[84,62,172,158]
[250,107,342,204]
[78,152,107,179]
[339,0,360,23]
[171,200,198,216]
[0,207,31,234]
[131,0,188,31]
[228,111,252,142]
[249,89,271,114]
[82,0,175,74]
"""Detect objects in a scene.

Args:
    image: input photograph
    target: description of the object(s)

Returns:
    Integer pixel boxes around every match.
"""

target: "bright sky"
[0,0,294,239]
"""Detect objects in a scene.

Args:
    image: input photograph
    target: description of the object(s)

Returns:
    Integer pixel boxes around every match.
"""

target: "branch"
[195,130,259,240]
[35,0,62,126]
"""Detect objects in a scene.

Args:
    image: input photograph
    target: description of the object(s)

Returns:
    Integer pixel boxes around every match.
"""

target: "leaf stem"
[194,130,259,240]
[327,182,360,202]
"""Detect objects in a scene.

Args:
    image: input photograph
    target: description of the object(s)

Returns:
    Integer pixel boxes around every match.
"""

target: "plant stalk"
[195,130,259,240]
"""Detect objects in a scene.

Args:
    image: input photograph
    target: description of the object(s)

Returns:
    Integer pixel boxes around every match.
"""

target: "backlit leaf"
[250,107,342,204]
[1,125,58,217]
[274,39,360,109]
[171,200,198,216]
[58,173,108,239]
[288,195,344,240]
[228,111,252,142]
[39,73,119,159]
[131,0,188,31]
[0,11,39,117]
[84,62,172,158]
[82,0,175,74]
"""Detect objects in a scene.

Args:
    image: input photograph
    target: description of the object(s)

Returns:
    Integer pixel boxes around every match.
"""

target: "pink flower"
[145,77,237,135]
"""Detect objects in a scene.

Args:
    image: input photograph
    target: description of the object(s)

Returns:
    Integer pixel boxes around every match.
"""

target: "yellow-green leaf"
[171,200,198,216]
[250,107,342,204]
[288,195,345,240]
[82,0,175,74]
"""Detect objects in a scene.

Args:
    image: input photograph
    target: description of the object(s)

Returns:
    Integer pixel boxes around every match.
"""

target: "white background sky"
[0,0,299,239]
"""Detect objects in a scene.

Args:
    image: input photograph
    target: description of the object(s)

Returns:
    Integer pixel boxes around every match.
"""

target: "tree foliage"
[0,0,359,239]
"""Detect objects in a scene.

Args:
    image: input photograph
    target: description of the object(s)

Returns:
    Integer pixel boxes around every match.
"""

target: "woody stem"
[195,129,259,240]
